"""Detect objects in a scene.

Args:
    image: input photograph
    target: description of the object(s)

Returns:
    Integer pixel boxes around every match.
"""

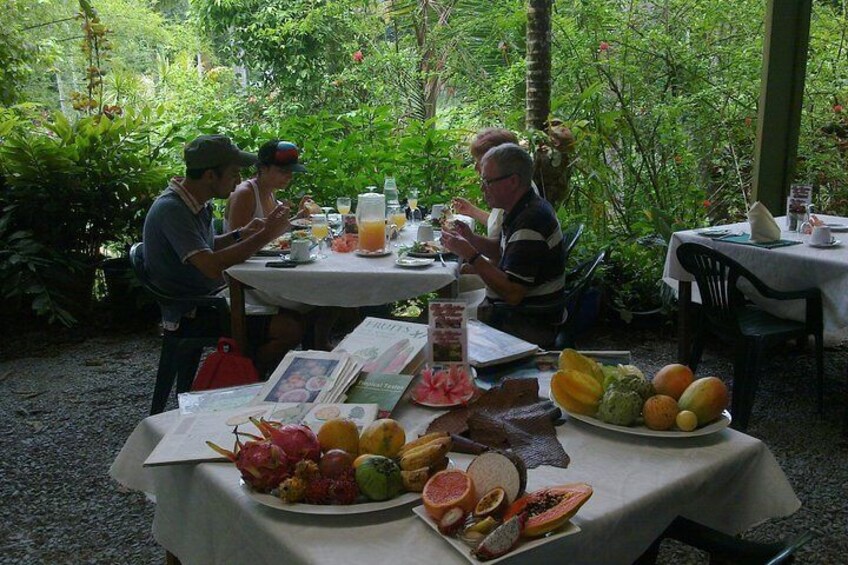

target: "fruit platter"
[550,350,732,438]
[208,417,456,514]
[413,451,589,562]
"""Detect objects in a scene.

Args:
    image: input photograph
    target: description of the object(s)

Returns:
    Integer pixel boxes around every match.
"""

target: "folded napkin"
[748,202,781,242]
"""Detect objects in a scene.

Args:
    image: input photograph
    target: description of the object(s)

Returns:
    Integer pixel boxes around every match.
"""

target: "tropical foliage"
[1,0,847,325]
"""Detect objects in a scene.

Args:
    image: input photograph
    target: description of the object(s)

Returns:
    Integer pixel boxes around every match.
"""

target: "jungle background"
[1,0,847,329]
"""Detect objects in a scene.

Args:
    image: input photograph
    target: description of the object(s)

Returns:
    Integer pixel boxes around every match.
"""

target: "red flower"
[702,199,712,208]
[352,50,364,63]
[599,41,610,52]
[834,104,843,113]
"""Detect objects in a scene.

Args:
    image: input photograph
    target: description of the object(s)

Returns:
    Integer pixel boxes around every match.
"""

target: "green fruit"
[354,455,403,501]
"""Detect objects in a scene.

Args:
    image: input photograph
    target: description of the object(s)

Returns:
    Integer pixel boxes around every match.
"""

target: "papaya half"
[503,483,593,537]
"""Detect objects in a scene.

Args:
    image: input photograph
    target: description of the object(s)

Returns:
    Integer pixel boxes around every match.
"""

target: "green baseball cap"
[184,135,257,169]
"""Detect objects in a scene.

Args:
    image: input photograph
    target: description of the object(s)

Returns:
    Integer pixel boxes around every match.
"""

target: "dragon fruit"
[252,419,321,465]
[207,436,291,493]
[472,514,523,561]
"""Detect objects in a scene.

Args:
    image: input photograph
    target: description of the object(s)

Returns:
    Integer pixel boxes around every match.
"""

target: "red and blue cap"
[258,140,307,172]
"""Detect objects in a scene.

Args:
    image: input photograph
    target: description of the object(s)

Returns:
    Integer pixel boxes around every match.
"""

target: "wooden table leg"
[678,280,692,364]
[229,277,248,354]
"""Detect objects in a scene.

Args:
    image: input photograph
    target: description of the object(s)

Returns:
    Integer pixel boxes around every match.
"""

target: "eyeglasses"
[480,173,515,189]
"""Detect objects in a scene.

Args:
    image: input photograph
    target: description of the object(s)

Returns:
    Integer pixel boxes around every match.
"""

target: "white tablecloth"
[226,230,459,308]
[663,215,848,332]
[111,396,800,564]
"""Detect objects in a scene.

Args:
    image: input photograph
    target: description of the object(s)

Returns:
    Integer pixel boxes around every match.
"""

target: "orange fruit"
[317,418,360,456]
[642,395,679,431]
[422,469,476,521]
[652,364,694,400]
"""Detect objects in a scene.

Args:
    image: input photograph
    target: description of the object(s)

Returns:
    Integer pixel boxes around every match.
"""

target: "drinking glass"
[408,189,421,225]
[336,197,351,215]
[311,215,330,258]
[388,204,406,232]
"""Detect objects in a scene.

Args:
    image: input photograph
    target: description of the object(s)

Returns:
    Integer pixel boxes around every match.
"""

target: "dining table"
[110,381,800,565]
[226,227,460,352]
[663,214,848,361]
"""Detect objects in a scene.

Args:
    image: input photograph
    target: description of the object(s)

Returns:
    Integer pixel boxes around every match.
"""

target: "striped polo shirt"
[498,190,565,301]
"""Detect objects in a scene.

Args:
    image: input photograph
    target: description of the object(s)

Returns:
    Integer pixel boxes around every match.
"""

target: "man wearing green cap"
[143,134,302,375]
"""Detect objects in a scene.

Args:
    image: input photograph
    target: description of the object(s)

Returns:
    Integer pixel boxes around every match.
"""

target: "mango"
[678,377,729,426]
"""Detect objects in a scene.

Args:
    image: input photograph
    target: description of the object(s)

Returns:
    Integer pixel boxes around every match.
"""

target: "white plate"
[825,223,848,232]
[291,218,311,228]
[355,249,393,258]
[412,505,581,564]
[550,387,732,437]
[696,228,730,237]
[287,254,318,264]
[241,480,420,515]
[807,239,841,248]
[396,256,435,268]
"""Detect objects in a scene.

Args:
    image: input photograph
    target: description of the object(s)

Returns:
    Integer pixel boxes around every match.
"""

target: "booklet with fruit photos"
[428,300,468,368]
[333,317,429,374]
[250,350,363,406]
[344,372,416,418]
[143,402,379,467]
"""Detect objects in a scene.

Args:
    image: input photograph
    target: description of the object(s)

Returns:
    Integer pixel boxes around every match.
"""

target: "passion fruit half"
[473,486,508,519]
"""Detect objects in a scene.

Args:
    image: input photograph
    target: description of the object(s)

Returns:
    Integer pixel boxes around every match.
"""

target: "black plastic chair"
[488,249,606,349]
[562,223,585,264]
[676,242,823,430]
[129,242,230,414]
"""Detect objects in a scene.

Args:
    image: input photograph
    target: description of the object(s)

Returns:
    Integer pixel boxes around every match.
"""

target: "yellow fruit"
[558,349,605,387]
[551,370,600,416]
[676,410,698,432]
[359,419,406,457]
[317,418,360,456]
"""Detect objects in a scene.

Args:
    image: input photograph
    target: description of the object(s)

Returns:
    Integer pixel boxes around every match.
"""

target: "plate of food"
[355,248,393,258]
[241,480,421,515]
[410,366,476,408]
[559,406,732,438]
[407,241,447,258]
[291,218,312,228]
[396,256,435,268]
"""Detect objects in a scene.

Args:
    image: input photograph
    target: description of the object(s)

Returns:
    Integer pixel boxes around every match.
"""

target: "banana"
[399,437,452,470]
[401,466,430,492]
[428,456,449,474]
[398,432,450,457]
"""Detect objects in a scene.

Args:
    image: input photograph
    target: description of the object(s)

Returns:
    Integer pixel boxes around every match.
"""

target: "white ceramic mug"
[430,204,445,220]
[811,225,833,246]
[417,223,435,242]
[290,239,312,262]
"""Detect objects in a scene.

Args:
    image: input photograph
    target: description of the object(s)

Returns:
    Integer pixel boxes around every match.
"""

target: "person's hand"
[263,203,291,239]
[241,217,265,238]
[440,230,476,261]
[452,197,475,216]
[445,218,473,240]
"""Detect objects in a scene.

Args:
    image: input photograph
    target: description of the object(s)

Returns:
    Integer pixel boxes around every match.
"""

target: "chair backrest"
[562,223,585,263]
[555,249,607,349]
[675,242,756,333]
[129,242,174,305]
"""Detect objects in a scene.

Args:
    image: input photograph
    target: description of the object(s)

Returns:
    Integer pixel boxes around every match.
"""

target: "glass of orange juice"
[312,215,330,258]
[388,204,406,231]
[336,197,351,215]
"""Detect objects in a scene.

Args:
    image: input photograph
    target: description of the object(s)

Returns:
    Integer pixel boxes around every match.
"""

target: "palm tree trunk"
[526,0,552,130]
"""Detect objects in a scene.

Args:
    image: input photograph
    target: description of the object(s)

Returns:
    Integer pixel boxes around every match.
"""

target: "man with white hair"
[441,143,565,345]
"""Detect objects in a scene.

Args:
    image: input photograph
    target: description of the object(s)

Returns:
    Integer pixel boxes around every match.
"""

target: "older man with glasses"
[441,143,566,345]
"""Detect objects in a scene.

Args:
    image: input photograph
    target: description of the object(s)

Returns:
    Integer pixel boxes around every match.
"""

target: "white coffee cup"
[430,204,445,220]
[417,223,435,242]
[290,239,312,262]
[811,225,833,246]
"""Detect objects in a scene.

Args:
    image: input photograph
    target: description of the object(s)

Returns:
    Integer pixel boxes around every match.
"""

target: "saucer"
[354,249,392,258]
[696,228,729,238]
[290,254,318,264]
[807,239,841,248]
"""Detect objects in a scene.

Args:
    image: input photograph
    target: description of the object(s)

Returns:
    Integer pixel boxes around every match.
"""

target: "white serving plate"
[241,480,420,515]
[412,505,580,564]
[550,386,732,438]
[396,256,435,268]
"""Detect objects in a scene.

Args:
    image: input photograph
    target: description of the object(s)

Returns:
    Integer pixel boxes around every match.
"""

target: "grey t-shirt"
[142,188,225,324]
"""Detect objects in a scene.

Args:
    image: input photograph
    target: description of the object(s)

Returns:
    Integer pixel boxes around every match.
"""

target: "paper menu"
[428,300,468,367]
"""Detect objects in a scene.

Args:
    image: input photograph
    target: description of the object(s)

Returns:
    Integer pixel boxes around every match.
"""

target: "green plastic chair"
[676,242,823,430]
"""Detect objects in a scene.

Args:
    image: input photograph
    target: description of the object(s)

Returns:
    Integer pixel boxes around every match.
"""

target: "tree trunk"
[526,0,552,130]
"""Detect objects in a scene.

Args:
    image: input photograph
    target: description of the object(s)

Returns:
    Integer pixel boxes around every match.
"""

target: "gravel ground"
[0,321,845,564]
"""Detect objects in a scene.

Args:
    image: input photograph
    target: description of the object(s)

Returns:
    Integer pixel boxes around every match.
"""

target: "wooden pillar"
[751,0,812,213]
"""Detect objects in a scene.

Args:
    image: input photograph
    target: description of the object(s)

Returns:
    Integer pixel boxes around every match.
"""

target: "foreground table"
[663,214,848,360]
[111,397,799,564]
[226,229,460,351]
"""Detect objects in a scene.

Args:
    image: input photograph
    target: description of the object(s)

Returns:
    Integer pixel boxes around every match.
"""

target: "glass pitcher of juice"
[356,191,387,253]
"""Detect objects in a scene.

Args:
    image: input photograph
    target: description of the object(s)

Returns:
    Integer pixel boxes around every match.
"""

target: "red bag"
[192,337,260,391]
